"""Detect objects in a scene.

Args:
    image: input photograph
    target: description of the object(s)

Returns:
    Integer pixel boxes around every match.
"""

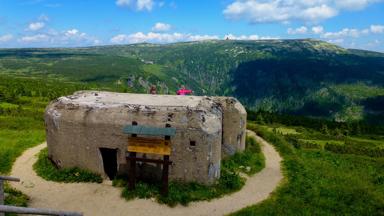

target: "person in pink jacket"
[176,85,193,95]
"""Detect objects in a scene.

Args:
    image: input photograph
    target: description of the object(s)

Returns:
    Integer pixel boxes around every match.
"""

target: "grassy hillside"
[1,39,384,122]
[232,121,384,215]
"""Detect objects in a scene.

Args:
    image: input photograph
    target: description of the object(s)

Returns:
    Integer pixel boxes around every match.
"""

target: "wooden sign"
[127,137,171,155]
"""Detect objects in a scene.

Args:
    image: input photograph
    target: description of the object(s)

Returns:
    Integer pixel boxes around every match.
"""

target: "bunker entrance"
[99,148,118,180]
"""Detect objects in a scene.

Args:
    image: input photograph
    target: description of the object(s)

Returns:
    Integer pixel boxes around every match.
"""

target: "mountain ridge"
[1,39,383,122]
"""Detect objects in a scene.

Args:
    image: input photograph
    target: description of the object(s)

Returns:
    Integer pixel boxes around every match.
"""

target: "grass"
[261,125,300,135]
[298,139,344,149]
[33,148,103,183]
[0,129,45,174]
[113,135,265,206]
[233,124,384,215]
[4,185,29,206]
[3,185,30,216]
[223,135,265,175]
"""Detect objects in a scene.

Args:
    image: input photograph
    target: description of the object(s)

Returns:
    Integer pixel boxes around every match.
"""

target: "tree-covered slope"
[1,39,383,121]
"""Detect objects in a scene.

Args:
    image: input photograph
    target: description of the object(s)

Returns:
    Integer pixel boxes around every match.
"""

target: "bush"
[33,148,102,183]
[324,142,384,157]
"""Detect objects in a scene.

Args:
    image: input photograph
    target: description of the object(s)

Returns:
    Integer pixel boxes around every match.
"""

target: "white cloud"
[301,5,337,21]
[312,25,324,34]
[18,29,100,47]
[20,34,49,43]
[116,0,154,11]
[110,32,279,44]
[319,24,384,47]
[223,0,382,23]
[0,34,13,43]
[111,32,221,44]
[137,0,153,10]
[335,0,383,10]
[152,22,171,32]
[327,38,344,44]
[287,26,308,34]
[370,25,384,33]
[28,22,45,31]
[223,34,277,40]
[189,34,220,41]
[322,28,361,38]
[65,29,86,37]
[320,25,384,39]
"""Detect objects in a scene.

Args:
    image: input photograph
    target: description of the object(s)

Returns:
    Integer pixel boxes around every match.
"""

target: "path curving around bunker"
[10,130,283,216]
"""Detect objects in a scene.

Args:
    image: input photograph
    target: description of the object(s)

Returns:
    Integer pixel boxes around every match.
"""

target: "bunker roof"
[59,91,214,108]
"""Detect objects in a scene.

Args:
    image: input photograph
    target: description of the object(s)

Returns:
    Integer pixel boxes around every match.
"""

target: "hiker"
[176,85,193,95]
[149,85,157,94]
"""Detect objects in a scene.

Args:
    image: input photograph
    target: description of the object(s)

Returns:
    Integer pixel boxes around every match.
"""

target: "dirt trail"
[10,131,282,216]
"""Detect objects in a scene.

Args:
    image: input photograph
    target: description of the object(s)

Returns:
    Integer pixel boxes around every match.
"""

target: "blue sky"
[0,0,383,51]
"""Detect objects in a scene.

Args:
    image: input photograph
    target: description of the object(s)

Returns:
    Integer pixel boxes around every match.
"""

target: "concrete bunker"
[45,91,247,185]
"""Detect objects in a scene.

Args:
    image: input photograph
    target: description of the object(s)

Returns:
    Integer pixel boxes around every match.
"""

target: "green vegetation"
[0,129,45,174]
[4,185,29,207]
[0,76,99,207]
[235,123,384,215]
[0,76,93,174]
[113,135,265,206]
[4,185,29,216]
[330,83,384,100]
[1,40,384,122]
[33,148,103,183]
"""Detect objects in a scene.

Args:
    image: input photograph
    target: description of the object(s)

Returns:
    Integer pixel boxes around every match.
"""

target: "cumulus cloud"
[335,0,383,10]
[18,28,100,47]
[370,25,384,33]
[327,38,344,44]
[116,0,154,11]
[0,34,13,43]
[152,22,171,32]
[28,22,45,31]
[224,34,278,40]
[320,25,384,39]
[312,25,324,34]
[322,28,362,38]
[65,29,86,37]
[320,24,384,47]
[110,32,219,44]
[20,34,49,43]
[287,26,308,34]
[110,32,279,44]
[223,0,382,23]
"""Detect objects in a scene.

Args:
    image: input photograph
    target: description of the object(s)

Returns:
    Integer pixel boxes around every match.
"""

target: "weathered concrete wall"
[215,97,247,157]
[45,91,246,185]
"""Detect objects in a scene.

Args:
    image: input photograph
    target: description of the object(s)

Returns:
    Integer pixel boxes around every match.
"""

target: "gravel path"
[10,131,282,216]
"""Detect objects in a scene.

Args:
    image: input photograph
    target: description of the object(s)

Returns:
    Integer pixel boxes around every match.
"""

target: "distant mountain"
[1,39,383,122]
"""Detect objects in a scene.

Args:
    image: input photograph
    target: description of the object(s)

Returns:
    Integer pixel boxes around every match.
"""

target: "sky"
[0,0,383,51]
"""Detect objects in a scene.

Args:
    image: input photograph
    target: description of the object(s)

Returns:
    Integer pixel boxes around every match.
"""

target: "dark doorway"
[99,148,118,180]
